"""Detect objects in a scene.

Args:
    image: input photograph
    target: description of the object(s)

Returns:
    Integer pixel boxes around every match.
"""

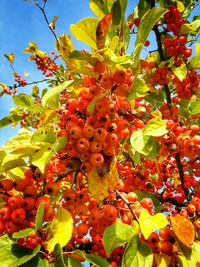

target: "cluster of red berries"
[14,73,27,87]
[32,52,59,77]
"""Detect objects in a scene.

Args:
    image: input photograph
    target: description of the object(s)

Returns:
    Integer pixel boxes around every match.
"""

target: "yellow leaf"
[176,1,185,12]
[46,207,73,253]
[196,44,200,56]
[154,253,171,267]
[4,53,15,63]
[57,34,76,68]
[139,209,168,240]
[23,72,29,77]
[88,161,119,202]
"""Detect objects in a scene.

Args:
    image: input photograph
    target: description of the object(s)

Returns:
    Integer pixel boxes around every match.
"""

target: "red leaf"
[96,13,113,50]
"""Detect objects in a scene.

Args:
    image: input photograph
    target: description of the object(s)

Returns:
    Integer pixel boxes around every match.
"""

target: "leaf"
[0,154,25,173]
[57,34,76,68]
[176,1,185,12]
[122,237,153,267]
[0,114,22,128]
[46,207,73,253]
[172,64,187,81]
[66,256,83,267]
[13,94,34,108]
[133,7,167,70]
[88,161,119,202]
[75,250,111,267]
[189,101,200,115]
[127,78,149,101]
[143,117,168,137]
[31,145,53,173]
[4,53,15,63]
[154,253,171,267]
[54,244,67,267]
[103,221,139,257]
[0,235,40,267]
[111,0,121,26]
[170,215,195,249]
[189,56,200,69]
[139,209,168,240]
[12,228,35,239]
[130,129,153,156]
[31,127,56,144]
[96,13,113,50]
[87,90,110,114]
[35,202,45,230]
[90,0,106,18]
[42,80,75,107]
[70,17,99,49]
[19,256,54,267]
[177,242,200,267]
[180,19,200,34]
[196,43,200,55]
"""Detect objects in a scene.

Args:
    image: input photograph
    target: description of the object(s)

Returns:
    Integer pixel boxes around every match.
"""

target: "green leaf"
[42,80,75,107]
[122,237,153,267]
[19,256,54,267]
[135,191,163,213]
[189,55,200,69]
[31,145,53,173]
[138,209,168,240]
[0,154,25,173]
[46,207,73,253]
[0,114,22,128]
[13,94,34,108]
[68,50,96,64]
[127,78,149,101]
[154,253,171,267]
[31,127,56,144]
[67,256,83,267]
[133,7,167,70]
[87,90,110,114]
[70,17,99,49]
[103,221,139,257]
[0,235,40,267]
[111,0,122,26]
[75,250,111,267]
[4,53,15,63]
[130,129,153,155]
[89,0,107,18]
[143,117,168,137]
[54,244,67,267]
[172,64,187,81]
[180,19,200,34]
[189,101,200,115]
[12,228,35,239]
[35,202,45,230]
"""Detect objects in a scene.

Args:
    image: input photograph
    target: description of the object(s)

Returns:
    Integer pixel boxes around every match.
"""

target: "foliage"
[0,0,200,266]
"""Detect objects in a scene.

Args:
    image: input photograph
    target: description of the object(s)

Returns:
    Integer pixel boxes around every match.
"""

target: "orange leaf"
[96,13,113,50]
[170,215,194,248]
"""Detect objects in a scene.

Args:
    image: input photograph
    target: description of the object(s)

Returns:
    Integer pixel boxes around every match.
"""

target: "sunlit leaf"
[176,1,185,12]
[189,101,200,116]
[57,34,76,68]
[135,191,163,213]
[31,127,56,144]
[31,145,53,173]
[139,209,168,240]
[0,235,40,267]
[172,64,187,81]
[88,161,119,202]
[75,250,111,267]
[130,129,154,155]
[127,78,149,101]
[103,221,139,257]
[42,80,75,107]
[0,114,22,129]
[170,215,195,249]
[4,53,15,63]
[133,7,167,70]
[96,13,113,50]
[122,237,153,267]
[54,244,66,267]
[154,253,171,267]
[35,202,45,231]
[180,19,200,34]
[143,117,168,137]
[196,43,200,55]
[70,17,99,49]
[13,94,34,108]
[12,228,35,239]
[0,154,25,173]
[90,0,106,19]
[189,56,200,69]
[46,208,73,253]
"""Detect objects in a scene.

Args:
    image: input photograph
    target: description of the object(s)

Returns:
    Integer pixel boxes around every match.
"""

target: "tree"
[0,0,200,266]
